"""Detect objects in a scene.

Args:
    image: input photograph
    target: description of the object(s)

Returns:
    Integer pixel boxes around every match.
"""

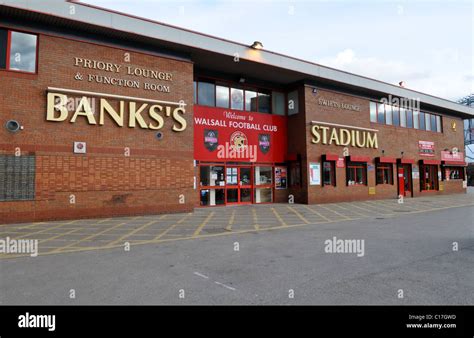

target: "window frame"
[322,160,336,187]
[375,163,394,185]
[346,161,367,186]
[442,166,465,181]
[0,28,39,74]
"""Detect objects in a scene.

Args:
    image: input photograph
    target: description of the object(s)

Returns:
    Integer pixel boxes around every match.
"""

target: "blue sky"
[82,0,473,102]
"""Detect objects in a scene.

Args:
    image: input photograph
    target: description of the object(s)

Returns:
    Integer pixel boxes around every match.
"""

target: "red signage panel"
[418,140,435,157]
[194,105,287,163]
[440,151,464,162]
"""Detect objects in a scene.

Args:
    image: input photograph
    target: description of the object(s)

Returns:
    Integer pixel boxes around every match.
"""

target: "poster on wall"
[336,157,345,168]
[309,163,321,185]
[418,140,435,157]
[275,166,288,189]
[412,165,419,179]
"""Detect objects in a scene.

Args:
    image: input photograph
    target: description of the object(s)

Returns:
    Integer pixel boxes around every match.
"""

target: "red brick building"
[0,2,472,223]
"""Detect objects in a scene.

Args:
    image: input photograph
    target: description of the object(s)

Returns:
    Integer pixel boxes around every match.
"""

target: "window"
[443,166,465,181]
[272,91,285,115]
[322,161,336,186]
[198,82,215,106]
[376,163,393,185]
[420,164,438,191]
[377,103,385,124]
[413,110,420,129]
[231,88,244,110]
[406,110,413,128]
[245,90,257,111]
[425,113,431,131]
[0,29,38,73]
[288,90,299,115]
[370,102,377,122]
[216,85,229,108]
[419,112,426,130]
[0,155,36,201]
[258,92,271,113]
[430,114,436,132]
[346,162,367,186]
[436,116,442,132]
[392,105,400,126]
[255,166,273,203]
[199,166,225,187]
[385,104,393,125]
[400,107,406,127]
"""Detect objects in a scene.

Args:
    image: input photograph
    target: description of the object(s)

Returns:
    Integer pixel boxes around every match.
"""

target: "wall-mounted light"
[239,77,245,83]
[250,41,264,50]
[401,151,404,157]
[381,149,385,155]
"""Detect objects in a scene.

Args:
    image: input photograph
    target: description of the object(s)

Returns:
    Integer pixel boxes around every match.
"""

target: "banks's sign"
[46,89,187,132]
[310,122,378,148]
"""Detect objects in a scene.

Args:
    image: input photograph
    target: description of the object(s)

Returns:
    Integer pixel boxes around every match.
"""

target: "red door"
[398,168,405,196]
[225,166,253,204]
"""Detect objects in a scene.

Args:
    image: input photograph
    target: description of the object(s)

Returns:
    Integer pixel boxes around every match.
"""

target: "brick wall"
[303,86,466,204]
[0,33,195,223]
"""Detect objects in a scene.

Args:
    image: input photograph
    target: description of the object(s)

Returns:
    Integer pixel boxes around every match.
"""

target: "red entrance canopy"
[376,156,397,164]
[398,158,415,164]
[442,161,467,166]
[323,153,339,161]
[348,155,371,163]
[420,159,441,165]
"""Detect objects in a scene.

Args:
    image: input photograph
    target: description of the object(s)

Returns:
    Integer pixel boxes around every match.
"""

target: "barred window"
[0,155,35,201]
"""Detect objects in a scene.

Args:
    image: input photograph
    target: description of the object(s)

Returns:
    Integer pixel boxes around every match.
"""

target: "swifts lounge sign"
[311,121,378,148]
[46,88,187,132]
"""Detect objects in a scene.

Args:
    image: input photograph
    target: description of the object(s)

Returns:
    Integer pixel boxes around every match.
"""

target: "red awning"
[376,156,397,164]
[398,158,415,164]
[420,159,441,165]
[324,153,339,161]
[443,161,467,166]
[348,155,371,163]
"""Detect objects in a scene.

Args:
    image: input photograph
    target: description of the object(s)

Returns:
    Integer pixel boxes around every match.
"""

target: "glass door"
[226,167,239,204]
[239,167,252,204]
[225,166,253,204]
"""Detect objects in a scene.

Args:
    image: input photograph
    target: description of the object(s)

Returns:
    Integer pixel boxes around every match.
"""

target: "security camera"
[5,120,21,133]
[156,131,164,140]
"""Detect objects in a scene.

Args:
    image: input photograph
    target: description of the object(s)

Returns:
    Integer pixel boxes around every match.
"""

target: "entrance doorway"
[225,166,252,204]
[397,164,413,197]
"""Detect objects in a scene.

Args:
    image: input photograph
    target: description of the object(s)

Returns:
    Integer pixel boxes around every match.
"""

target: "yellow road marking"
[154,213,193,240]
[15,220,79,239]
[108,215,166,246]
[252,209,260,230]
[226,210,236,231]
[287,206,310,224]
[302,205,331,222]
[271,207,287,227]
[48,218,140,253]
[330,203,367,217]
[317,204,351,220]
[1,202,472,259]
[193,211,215,236]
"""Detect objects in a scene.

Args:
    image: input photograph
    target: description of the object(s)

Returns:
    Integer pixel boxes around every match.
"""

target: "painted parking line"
[287,206,310,224]
[193,211,216,236]
[154,213,194,240]
[271,207,287,227]
[252,209,260,230]
[302,205,331,222]
[108,215,166,246]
